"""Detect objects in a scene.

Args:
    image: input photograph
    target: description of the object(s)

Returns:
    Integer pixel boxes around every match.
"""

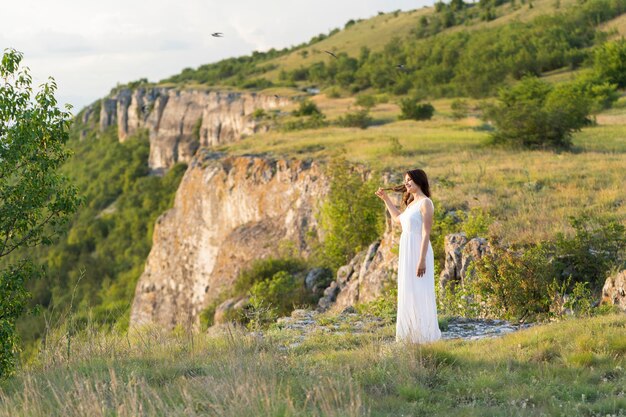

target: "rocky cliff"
[129,150,327,329]
[91,88,289,172]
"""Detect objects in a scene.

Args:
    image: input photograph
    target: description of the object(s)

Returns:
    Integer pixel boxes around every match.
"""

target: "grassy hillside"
[218,94,626,245]
[1,313,624,416]
[260,0,583,80]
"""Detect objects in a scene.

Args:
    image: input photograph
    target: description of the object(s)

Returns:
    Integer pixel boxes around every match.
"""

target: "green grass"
[1,314,624,416]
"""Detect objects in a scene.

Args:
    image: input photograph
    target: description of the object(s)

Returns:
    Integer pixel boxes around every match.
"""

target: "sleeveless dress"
[396,197,442,344]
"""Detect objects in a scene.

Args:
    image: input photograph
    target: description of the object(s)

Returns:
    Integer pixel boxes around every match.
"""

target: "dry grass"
[1,314,624,416]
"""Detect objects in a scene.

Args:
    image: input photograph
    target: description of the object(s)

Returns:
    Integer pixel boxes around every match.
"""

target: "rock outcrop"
[601,270,626,312]
[93,88,289,172]
[439,234,490,291]
[129,150,326,330]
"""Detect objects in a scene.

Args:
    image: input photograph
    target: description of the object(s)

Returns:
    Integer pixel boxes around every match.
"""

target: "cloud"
[1,0,430,110]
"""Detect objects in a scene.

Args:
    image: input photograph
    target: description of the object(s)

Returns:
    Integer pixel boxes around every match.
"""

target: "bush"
[554,214,626,289]
[318,158,385,269]
[280,113,328,131]
[450,99,469,119]
[594,38,626,88]
[233,257,307,294]
[484,76,592,149]
[249,270,311,319]
[335,109,373,129]
[399,98,435,121]
[355,94,377,109]
[292,99,321,116]
[470,243,556,321]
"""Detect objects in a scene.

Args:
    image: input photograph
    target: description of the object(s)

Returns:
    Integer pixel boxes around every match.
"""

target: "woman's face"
[404,175,417,193]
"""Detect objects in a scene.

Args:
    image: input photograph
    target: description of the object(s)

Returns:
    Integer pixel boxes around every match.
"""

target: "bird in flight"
[324,50,338,59]
[211,32,224,37]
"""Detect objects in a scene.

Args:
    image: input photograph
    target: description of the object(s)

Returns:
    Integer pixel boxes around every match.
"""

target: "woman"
[375,169,442,344]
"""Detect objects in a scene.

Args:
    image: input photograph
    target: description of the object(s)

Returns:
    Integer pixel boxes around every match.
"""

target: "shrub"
[450,99,469,119]
[292,99,321,116]
[484,76,592,149]
[355,94,377,109]
[470,243,556,321]
[249,270,310,319]
[233,257,307,294]
[554,214,626,289]
[280,113,328,131]
[594,38,626,88]
[318,158,385,269]
[335,109,373,129]
[399,98,435,121]
[251,108,267,120]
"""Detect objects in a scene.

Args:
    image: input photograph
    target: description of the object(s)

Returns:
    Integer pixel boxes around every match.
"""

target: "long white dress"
[396,197,442,343]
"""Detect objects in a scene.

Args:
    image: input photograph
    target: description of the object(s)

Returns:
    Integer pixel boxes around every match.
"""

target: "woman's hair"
[383,169,431,207]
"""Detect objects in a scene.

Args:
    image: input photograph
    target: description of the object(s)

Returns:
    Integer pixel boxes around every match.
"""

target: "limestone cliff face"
[96,88,289,172]
[129,150,326,329]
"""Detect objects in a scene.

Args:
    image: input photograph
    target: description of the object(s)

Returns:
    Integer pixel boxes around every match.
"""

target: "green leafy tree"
[484,76,591,149]
[318,158,385,269]
[594,38,626,88]
[399,98,435,121]
[0,49,80,377]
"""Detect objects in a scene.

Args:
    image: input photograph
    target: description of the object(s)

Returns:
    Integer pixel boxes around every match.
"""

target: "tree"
[484,76,591,149]
[318,158,384,269]
[594,38,626,88]
[0,49,80,377]
[399,98,435,121]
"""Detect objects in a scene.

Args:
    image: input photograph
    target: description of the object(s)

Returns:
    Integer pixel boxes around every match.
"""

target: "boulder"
[214,296,250,325]
[601,270,626,312]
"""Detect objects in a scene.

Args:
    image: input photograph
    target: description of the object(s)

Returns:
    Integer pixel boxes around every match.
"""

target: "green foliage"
[485,76,592,149]
[292,99,321,117]
[554,214,626,289]
[470,243,556,321]
[233,257,307,294]
[594,38,626,88]
[280,113,328,131]
[3,123,186,353]
[450,99,469,119]
[318,158,385,269]
[355,284,397,323]
[569,70,619,113]
[251,108,267,120]
[354,94,377,109]
[335,109,373,129]
[399,98,435,121]
[276,0,624,98]
[0,49,80,378]
[249,270,307,319]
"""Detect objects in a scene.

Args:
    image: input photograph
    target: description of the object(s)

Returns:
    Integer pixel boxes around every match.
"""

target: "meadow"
[1,313,624,416]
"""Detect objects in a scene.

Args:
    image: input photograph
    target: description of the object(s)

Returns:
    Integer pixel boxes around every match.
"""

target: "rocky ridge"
[88,87,289,172]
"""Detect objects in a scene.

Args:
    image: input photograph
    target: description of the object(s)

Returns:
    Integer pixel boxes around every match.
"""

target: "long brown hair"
[383,169,431,208]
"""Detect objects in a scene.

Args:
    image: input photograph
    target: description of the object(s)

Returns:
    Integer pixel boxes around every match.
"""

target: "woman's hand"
[375,187,388,201]
[416,259,426,277]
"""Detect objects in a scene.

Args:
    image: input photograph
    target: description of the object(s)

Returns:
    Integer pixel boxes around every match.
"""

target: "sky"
[1,0,433,112]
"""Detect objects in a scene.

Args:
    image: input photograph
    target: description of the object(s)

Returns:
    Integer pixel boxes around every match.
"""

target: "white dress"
[396,197,442,343]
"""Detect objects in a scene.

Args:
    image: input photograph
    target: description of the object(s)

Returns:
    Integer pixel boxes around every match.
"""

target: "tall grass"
[1,314,624,416]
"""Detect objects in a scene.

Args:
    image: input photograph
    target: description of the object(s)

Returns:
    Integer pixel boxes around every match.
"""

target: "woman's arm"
[416,198,434,277]
[375,188,402,223]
